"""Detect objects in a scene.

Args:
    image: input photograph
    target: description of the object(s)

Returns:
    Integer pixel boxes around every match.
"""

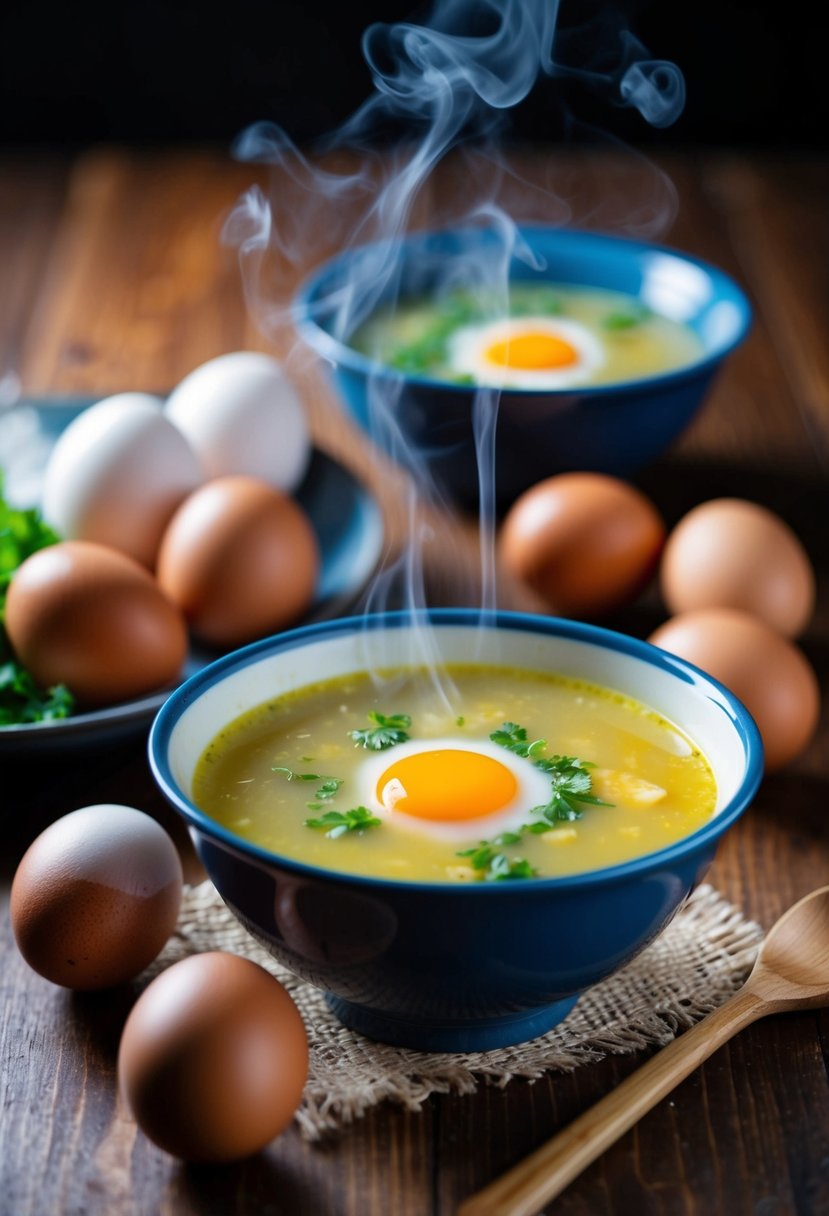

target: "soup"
[350,282,703,389]
[193,664,716,883]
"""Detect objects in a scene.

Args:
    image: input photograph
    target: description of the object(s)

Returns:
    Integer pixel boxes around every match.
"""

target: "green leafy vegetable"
[305,806,382,839]
[0,473,74,724]
[0,663,74,724]
[349,711,411,751]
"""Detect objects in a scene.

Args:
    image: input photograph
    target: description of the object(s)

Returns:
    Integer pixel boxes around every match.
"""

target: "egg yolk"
[377,749,518,821]
[484,332,579,371]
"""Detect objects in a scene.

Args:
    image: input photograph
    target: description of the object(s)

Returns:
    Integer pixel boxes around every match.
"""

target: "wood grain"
[459,887,829,1215]
[1,147,828,1216]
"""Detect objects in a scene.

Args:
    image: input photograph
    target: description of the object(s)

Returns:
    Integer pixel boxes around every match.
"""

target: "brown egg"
[649,608,821,772]
[156,475,319,648]
[118,952,309,1162]
[11,805,182,990]
[660,498,815,638]
[5,540,188,706]
[499,472,665,617]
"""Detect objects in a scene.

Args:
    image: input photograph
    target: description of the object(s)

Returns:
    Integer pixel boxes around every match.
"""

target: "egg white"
[356,737,553,842]
[447,315,605,389]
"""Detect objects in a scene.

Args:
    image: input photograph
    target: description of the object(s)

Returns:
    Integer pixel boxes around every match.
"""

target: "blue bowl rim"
[148,608,764,895]
[292,224,753,398]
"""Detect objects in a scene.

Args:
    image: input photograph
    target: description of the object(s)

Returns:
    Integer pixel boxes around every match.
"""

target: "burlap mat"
[151,881,762,1140]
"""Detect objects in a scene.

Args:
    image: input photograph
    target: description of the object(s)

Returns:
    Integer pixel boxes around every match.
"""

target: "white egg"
[356,737,553,842]
[447,315,605,389]
[41,393,203,568]
[165,352,311,493]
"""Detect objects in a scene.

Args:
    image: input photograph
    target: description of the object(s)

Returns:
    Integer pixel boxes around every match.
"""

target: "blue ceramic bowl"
[148,610,762,1052]
[295,226,751,508]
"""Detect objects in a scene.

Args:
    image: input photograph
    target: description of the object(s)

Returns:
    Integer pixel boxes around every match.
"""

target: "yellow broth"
[193,665,717,883]
[349,283,704,388]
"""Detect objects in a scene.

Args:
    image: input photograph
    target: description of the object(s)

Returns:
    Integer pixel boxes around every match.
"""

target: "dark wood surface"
[1,148,827,1216]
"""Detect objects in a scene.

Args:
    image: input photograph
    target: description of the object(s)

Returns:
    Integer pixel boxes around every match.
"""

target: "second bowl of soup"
[149,610,762,1051]
[295,226,752,508]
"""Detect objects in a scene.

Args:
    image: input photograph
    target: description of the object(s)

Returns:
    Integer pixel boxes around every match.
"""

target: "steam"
[228,1,684,334]
[224,0,685,692]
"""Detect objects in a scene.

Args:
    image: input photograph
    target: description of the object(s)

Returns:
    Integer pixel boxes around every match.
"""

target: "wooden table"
[1,147,827,1216]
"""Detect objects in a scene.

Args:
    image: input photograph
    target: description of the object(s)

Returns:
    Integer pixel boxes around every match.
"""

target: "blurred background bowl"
[149,609,762,1052]
[295,226,751,510]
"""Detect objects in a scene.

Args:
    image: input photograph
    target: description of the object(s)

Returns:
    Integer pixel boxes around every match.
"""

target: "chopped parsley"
[457,839,537,882]
[487,721,612,848]
[349,710,411,751]
[272,766,323,782]
[490,721,546,758]
[602,303,651,331]
[0,474,74,724]
[528,755,612,827]
[305,806,381,839]
[272,766,343,810]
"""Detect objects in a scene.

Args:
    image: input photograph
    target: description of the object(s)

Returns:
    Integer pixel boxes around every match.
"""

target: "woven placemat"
[149,881,762,1140]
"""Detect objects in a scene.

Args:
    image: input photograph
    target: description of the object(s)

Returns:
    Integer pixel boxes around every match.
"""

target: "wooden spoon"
[459,885,829,1216]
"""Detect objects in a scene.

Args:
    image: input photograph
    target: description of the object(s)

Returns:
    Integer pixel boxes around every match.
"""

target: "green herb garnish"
[529,755,612,828]
[510,291,563,318]
[602,303,651,331]
[305,806,382,839]
[457,839,537,882]
[490,721,546,758]
[349,711,411,751]
[272,766,343,809]
[489,722,612,835]
[313,778,343,801]
[0,473,75,724]
[272,766,321,781]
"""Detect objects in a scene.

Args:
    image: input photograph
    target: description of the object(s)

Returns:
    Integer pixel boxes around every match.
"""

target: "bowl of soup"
[294,226,752,508]
[148,609,762,1052]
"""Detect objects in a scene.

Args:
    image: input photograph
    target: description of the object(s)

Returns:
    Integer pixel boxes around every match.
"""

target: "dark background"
[0,0,825,152]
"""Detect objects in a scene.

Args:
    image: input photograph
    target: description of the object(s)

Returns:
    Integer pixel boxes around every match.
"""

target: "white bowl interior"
[166,623,748,816]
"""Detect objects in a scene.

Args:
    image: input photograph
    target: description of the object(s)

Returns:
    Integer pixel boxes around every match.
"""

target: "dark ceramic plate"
[0,397,385,752]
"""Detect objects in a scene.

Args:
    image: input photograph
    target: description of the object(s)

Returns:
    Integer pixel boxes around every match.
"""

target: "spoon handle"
[458,986,765,1216]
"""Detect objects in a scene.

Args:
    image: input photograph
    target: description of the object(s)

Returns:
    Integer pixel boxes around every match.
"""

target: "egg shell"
[156,475,319,648]
[649,607,820,771]
[165,351,311,493]
[499,472,666,617]
[660,497,815,638]
[118,952,308,1162]
[5,540,188,706]
[41,393,203,568]
[10,805,182,990]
